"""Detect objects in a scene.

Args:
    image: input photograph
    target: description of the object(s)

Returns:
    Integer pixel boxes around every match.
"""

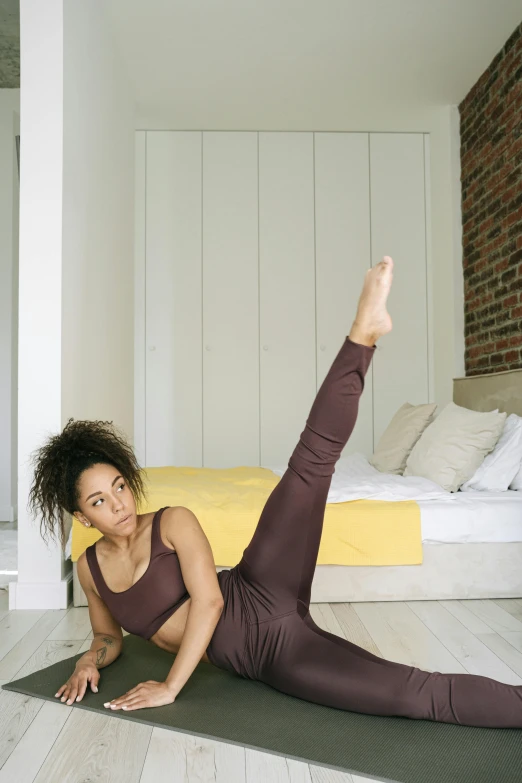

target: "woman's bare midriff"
[149,597,212,664]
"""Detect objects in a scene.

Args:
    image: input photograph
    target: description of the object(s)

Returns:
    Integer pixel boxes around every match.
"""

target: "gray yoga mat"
[3,634,522,783]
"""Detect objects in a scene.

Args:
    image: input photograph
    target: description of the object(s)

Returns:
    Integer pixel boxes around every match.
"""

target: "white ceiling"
[106,0,522,124]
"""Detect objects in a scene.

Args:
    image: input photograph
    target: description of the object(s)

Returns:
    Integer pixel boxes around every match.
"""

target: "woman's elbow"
[204,595,224,612]
[190,592,224,612]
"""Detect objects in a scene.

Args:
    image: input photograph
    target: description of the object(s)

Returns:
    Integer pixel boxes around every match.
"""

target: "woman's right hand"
[55,658,100,705]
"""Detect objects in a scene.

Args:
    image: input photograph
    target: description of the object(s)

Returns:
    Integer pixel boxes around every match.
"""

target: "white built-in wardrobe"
[134,131,433,470]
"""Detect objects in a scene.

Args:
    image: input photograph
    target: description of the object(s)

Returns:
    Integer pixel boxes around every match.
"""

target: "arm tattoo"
[93,636,115,667]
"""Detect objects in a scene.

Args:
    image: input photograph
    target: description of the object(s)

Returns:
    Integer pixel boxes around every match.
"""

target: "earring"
[85,522,91,527]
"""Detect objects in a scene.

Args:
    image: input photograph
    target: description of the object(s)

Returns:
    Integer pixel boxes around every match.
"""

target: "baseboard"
[9,572,73,609]
[0,505,16,523]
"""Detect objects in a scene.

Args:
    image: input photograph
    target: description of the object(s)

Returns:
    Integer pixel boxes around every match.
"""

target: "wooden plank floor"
[0,590,521,783]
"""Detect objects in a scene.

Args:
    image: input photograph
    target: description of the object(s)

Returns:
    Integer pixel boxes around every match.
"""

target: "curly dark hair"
[28,418,148,549]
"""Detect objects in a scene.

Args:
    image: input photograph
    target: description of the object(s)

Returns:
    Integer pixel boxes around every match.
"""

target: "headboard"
[453,367,522,416]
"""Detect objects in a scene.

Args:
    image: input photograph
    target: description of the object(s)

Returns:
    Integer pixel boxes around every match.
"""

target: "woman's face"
[75,463,137,537]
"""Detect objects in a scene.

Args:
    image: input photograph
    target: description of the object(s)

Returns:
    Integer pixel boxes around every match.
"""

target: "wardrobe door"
[145,132,203,467]
[259,133,316,465]
[202,132,259,467]
[369,133,428,447]
[314,133,373,458]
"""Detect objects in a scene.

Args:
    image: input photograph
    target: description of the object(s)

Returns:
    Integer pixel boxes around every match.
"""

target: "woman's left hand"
[104,680,177,711]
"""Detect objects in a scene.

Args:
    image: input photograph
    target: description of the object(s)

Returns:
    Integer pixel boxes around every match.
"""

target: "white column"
[0,89,19,527]
[10,0,71,609]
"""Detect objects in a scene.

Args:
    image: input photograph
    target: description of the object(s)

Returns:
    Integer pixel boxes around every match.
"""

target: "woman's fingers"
[106,686,143,708]
[106,685,147,709]
[121,685,140,697]
[56,672,99,704]
[106,693,140,709]
[109,695,142,710]
[77,673,90,701]
[84,671,99,695]
[77,673,93,701]
[118,695,148,711]
[65,685,78,705]
[122,700,146,711]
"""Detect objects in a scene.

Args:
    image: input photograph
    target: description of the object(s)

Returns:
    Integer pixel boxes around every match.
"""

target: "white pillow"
[460,413,522,492]
[370,402,437,475]
[403,402,507,492]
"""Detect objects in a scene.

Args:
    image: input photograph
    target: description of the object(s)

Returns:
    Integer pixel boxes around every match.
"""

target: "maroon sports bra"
[85,506,190,640]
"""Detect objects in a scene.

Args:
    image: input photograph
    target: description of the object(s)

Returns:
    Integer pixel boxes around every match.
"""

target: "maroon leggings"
[206,337,522,728]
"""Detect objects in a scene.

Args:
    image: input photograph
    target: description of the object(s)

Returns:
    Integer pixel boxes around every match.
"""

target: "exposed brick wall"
[459,22,522,375]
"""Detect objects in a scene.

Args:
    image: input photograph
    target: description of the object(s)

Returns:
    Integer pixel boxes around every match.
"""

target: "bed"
[69,367,522,605]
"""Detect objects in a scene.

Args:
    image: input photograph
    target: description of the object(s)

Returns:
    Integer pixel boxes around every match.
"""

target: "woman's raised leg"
[237,257,394,619]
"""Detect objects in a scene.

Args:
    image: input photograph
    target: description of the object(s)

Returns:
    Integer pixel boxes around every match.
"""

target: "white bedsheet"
[418,492,522,544]
[266,452,450,502]
[266,453,522,544]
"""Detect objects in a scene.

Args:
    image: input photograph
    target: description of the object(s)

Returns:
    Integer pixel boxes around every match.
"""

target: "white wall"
[0,89,19,524]
[137,105,465,410]
[61,0,135,451]
[12,0,135,609]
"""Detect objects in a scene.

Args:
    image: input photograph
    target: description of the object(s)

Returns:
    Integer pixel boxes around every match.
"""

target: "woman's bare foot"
[349,257,394,347]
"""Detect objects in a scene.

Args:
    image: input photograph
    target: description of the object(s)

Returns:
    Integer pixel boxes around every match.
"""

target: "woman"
[31,257,522,728]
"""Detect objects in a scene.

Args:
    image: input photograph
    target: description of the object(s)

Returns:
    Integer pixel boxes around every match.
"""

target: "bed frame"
[72,367,522,605]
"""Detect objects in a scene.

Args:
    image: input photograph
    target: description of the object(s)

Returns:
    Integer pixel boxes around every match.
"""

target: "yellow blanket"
[71,466,423,565]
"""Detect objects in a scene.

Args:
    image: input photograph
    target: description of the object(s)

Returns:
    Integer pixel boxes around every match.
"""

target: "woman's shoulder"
[162,505,194,520]
[77,547,97,592]
[159,506,198,532]
[78,534,108,581]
